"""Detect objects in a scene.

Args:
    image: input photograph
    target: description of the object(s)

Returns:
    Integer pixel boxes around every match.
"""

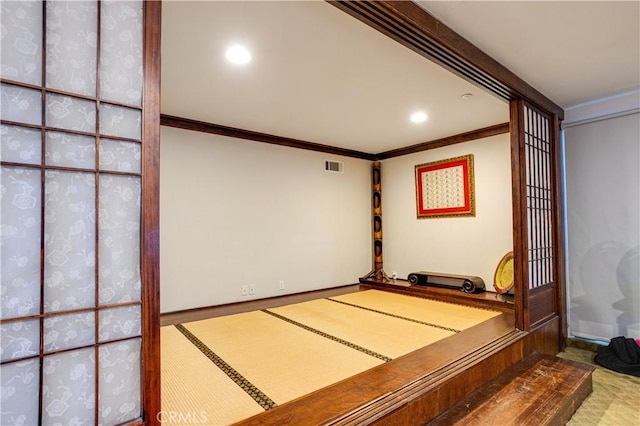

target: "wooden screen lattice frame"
[331,0,567,340]
[523,105,555,290]
[511,99,564,333]
[0,1,161,424]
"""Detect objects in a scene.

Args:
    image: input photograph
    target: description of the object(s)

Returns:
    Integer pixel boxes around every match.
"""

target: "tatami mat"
[162,289,503,424]
[269,298,455,358]
[161,326,265,426]
[331,290,501,330]
[182,310,383,405]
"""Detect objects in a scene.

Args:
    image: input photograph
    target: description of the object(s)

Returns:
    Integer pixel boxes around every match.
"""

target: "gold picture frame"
[415,154,475,219]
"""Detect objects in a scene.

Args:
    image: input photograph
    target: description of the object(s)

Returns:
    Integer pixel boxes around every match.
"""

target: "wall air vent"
[324,160,344,173]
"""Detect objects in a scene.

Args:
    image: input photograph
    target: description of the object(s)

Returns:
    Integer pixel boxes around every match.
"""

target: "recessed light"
[410,111,428,123]
[461,93,473,99]
[225,45,251,65]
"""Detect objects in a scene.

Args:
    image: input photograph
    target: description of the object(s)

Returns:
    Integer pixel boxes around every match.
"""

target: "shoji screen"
[524,105,555,291]
[0,1,151,424]
[511,100,563,333]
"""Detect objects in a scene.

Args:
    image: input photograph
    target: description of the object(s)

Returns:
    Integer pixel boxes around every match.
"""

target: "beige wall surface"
[160,126,372,313]
[381,133,514,289]
[160,128,514,312]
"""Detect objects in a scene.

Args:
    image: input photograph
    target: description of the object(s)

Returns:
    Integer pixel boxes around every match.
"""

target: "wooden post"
[363,161,390,281]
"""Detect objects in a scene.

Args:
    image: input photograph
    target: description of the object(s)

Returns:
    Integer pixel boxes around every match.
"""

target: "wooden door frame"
[329,0,567,338]
[141,1,162,424]
[510,100,565,339]
[141,1,567,423]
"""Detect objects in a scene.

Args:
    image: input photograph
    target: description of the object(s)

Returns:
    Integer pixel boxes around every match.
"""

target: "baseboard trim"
[160,284,361,326]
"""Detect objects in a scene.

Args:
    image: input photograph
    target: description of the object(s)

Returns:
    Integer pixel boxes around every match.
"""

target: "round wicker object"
[493,251,514,294]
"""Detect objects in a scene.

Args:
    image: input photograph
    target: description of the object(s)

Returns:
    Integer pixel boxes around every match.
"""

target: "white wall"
[564,108,640,341]
[381,133,513,289]
[160,126,372,313]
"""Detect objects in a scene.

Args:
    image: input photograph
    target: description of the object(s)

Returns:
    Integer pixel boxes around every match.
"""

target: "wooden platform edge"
[360,279,515,313]
[332,329,528,425]
[428,353,595,426]
[234,314,524,425]
[357,322,565,426]
[233,286,562,426]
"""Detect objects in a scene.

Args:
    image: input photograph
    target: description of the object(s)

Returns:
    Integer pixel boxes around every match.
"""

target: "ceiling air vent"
[324,160,344,173]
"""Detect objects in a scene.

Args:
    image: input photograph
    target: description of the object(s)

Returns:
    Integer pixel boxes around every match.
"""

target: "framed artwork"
[415,154,475,218]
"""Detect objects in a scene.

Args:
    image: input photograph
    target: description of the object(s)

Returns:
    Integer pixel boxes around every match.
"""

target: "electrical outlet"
[249,284,255,295]
[279,280,285,290]
[241,285,248,296]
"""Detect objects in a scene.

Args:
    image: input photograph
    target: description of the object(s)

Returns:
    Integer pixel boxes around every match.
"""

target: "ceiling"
[161,1,639,155]
[418,1,640,108]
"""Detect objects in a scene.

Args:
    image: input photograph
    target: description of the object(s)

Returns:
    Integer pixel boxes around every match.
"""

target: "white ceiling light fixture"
[410,111,428,123]
[225,45,251,65]
[461,93,473,100]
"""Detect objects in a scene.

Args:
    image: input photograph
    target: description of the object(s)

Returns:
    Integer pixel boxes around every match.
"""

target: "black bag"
[594,336,640,377]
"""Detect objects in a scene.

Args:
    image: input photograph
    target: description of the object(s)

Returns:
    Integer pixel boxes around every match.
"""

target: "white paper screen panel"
[45,131,97,169]
[100,103,142,140]
[0,319,40,362]
[0,84,42,125]
[0,125,42,165]
[0,360,40,426]
[99,139,141,173]
[0,167,42,319]
[46,93,97,132]
[45,1,98,96]
[0,1,144,424]
[0,1,43,85]
[98,174,141,305]
[100,0,144,107]
[42,348,96,425]
[43,171,96,313]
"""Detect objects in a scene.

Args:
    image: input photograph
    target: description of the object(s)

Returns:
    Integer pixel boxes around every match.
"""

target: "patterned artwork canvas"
[415,155,475,218]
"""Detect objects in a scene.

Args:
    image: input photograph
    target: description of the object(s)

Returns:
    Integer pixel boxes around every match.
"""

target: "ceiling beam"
[160,114,377,161]
[377,122,510,159]
[161,114,509,162]
[330,1,564,119]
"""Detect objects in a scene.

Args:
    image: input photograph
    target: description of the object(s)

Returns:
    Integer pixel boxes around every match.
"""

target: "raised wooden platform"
[162,282,567,425]
[429,352,594,426]
[360,278,514,313]
[231,283,567,425]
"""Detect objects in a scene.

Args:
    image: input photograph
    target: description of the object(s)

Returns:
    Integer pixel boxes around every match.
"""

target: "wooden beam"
[510,99,528,332]
[330,1,564,119]
[141,1,162,425]
[160,114,377,161]
[377,122,509,159]
[552,113,568,351]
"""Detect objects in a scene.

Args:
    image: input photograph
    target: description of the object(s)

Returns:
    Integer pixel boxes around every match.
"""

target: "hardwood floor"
[429,353,594,425]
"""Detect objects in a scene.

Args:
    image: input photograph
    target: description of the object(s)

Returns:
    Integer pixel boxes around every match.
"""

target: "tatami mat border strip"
[262,309,393,362]
[326,298,461,333]
[174,324,276,410]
